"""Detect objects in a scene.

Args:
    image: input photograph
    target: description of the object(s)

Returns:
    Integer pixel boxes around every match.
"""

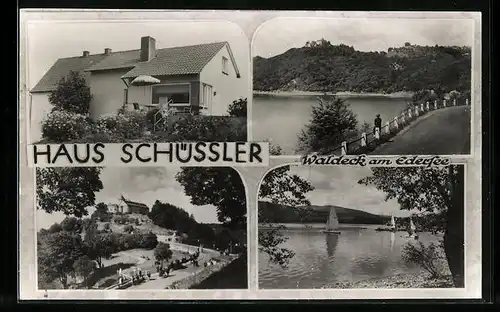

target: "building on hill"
[107,195,149,215]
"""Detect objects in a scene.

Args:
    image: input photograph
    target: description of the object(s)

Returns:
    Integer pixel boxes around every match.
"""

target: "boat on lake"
[323,207,341,234]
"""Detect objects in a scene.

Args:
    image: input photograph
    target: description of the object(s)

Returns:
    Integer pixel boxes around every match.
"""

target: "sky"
[253,18,474,58]
[36,167,221,230]
[279,165,411,218]
[25,20,250,89]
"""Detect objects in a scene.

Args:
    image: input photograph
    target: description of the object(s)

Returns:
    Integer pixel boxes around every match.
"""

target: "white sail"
[391,216,396,228]
[326,207,340,231]
[410,219,416,232]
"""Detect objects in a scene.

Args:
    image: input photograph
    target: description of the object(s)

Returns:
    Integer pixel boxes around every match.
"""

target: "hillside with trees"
[258,201,390,225]
[253,39,471,95]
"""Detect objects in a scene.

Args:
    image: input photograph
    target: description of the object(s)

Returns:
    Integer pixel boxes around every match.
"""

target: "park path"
[372,106,471,155]
[127,250,214,289]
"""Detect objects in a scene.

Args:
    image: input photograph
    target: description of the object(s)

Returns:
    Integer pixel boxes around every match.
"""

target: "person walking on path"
[374,114,382,134]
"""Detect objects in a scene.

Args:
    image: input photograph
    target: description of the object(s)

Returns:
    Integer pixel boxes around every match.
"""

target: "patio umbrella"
[130,75,161,97]
[130,75,161,86]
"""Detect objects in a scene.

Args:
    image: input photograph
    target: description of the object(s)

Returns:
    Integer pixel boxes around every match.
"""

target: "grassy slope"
[96,213,175,235]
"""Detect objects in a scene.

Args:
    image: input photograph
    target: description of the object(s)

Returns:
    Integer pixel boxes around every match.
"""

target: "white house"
[29,36,244,141]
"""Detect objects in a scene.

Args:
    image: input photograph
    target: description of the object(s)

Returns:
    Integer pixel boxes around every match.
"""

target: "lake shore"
[258,223,375,230]
[253,90,414,99]
[324,272,455,289]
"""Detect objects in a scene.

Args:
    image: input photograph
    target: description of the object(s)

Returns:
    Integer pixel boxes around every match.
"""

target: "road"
[372,106,471,155]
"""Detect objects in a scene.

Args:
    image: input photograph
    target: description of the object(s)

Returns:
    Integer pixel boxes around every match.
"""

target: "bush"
[152,115,247,141]
[140,232,159,249]
[123,225,134,234]
[94,110,147,140]
[227,98,247,118]
[41,110,93,142]
[402,241,444,278]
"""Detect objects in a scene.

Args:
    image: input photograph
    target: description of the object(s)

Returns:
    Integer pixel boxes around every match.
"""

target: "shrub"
[269,144,282,155]
[123,225,134,234]
[94,110,147,140]
[41,110,92,142]
[402,241,444,279]
[152,115,247,141]
[140,232,159,250]
[227,98,247,118]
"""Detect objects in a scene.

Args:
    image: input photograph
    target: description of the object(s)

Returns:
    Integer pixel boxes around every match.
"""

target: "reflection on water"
[325,233,339,258]
[258,224,442,289]
[252,95,409,154]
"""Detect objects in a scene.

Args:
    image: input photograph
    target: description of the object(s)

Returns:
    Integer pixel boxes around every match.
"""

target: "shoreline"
[322,272,454,289]
[253,90,414,99]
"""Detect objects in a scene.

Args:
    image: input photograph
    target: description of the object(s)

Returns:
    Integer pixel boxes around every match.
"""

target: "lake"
[252,93,410,154]
[258,224,443,289]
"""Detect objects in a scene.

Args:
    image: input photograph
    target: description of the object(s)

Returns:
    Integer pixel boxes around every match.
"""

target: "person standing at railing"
[374,114,382,134]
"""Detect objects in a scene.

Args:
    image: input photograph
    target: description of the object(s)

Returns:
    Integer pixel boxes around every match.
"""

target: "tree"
[258,165,315,267]
[154,242,173,265]
[175,167,246,229]
[48,222,63,233]
[36,167,104,217]
[402,242,443,278]
[297,95,358,154]
[38,231,84,289]
[84,220,113,268]
[93,202,111,222]
[227,98,247,118]
[358,165,464,287]
[73,255,96,288]
[140,232,159,250]
[49,70,92,115]
[60,217,83,233]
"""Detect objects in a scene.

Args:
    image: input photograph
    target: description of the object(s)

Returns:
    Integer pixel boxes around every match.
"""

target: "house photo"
[31,36,242,118]
[25,21,249,143]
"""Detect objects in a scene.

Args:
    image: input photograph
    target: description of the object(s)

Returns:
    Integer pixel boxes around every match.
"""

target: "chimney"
[104,48,112,55]
[82,51,90,57]
[140,36,156,62]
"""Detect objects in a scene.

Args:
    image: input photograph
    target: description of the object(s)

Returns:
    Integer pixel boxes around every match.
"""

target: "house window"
[222,56,228,75]
[201,83,213,109]
[152,84,190,105]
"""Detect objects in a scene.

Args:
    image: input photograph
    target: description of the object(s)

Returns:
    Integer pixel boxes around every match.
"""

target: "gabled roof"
[123,200,149,211]
[86,49,140,72]
[31,41,241,94]
[119,41,238,78]
[30,54,108,93]
[119,195,149,211]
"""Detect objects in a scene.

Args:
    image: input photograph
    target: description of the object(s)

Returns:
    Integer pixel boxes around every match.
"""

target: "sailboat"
[390,215,397,232]
[323,207,341,234]
[407,218,418,240]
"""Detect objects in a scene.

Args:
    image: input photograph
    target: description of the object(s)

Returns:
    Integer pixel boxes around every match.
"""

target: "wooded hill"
[258,201,390,225]
[253,39,471,94]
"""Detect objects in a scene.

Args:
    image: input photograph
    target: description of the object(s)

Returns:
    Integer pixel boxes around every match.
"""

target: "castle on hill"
[107,195,149,215]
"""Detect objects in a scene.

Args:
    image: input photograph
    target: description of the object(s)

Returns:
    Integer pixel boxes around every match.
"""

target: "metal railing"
[152,101,203,133]
[324,97,469,156]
